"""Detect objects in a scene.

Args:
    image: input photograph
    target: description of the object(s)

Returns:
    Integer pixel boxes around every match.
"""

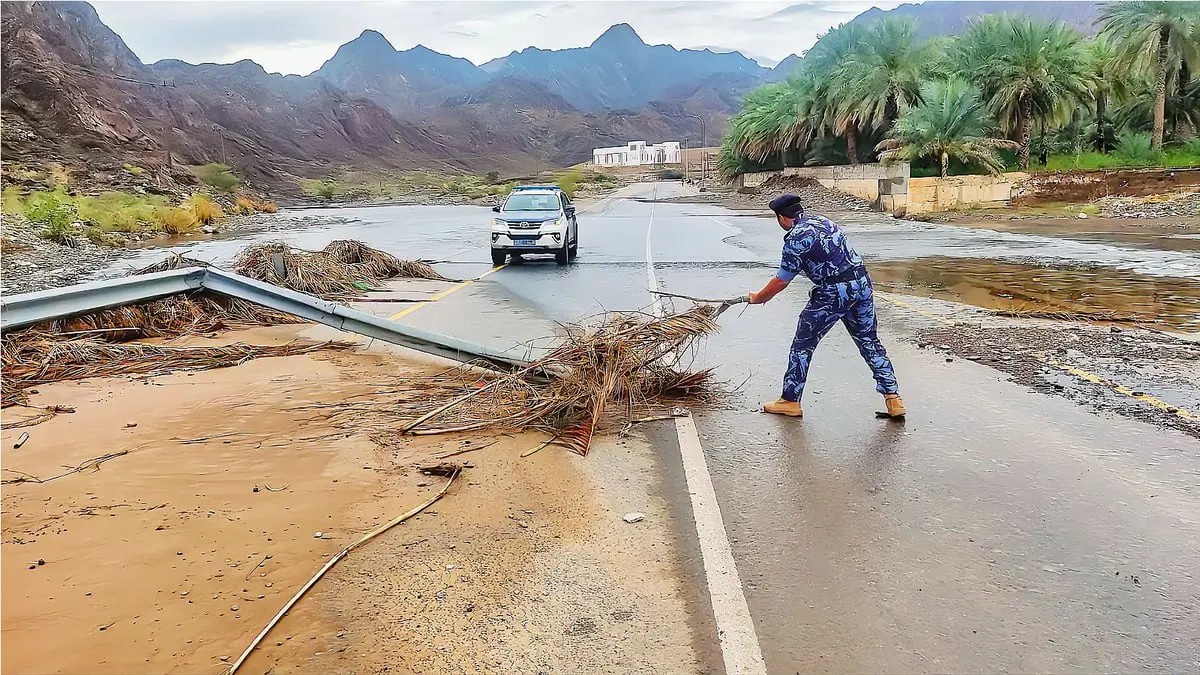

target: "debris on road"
[314,305,722,455]
[234,240,451,299]
[623,512,645,523]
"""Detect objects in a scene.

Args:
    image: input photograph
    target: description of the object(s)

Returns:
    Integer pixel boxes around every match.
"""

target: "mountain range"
[1,1,1101,193]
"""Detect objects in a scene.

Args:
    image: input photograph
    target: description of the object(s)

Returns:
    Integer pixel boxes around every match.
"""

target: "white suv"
[490,186,578,266]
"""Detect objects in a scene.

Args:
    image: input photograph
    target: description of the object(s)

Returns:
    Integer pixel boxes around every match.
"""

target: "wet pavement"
[108,183,1200,672]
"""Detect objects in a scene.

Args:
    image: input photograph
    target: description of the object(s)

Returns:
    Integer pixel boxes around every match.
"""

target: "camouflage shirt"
[775,214,865,284]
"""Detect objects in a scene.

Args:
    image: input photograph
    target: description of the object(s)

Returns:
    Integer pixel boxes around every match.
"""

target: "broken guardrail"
[1,267,530,373]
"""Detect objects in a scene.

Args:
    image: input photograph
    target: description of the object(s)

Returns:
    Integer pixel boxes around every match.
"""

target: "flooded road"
[104,183,1200,672]
[110,192,1200,331]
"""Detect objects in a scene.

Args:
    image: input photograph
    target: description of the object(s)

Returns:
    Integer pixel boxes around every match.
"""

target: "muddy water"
[870,257,1200,331]
[936,216,1200,252]
[100,198,1200,334]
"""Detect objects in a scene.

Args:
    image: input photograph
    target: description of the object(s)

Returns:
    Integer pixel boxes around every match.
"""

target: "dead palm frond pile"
[321,240,450,281]
[131,252,212,276]
[26,292,305,341]
[310,305,722,455]
[234,241,452,299]
[1,334,350,394]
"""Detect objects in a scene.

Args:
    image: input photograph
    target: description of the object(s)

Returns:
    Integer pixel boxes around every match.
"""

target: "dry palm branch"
[234,240,454,299]
[308,304,723,455]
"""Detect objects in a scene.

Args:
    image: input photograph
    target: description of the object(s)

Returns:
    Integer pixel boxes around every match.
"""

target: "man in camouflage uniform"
[748,194,905,418]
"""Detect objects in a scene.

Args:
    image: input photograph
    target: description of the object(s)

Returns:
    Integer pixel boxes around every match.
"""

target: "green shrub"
[315,181,337,200]
[26,191,79,246]
[123,163,146,177]
[1113,133,1162,166]
[1181,138,1200,156]
[485,171,500,184]
[196,163,239,193]
[659,168,684,180]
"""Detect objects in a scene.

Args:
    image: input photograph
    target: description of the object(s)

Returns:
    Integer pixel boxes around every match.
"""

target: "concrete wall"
[906,173,1028,214]
[740,163,908,191]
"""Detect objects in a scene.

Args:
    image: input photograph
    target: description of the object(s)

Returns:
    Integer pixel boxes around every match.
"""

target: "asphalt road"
[117,183,1200,672]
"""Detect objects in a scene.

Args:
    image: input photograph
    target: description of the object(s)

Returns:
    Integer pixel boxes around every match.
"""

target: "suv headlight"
[492,218,505,228]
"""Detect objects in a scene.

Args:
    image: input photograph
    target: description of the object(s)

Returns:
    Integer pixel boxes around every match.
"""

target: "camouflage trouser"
[782,276,899,402]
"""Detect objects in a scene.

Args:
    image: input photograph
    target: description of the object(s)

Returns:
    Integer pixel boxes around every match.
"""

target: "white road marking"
[675,415,768,675]
[645,185,662,316]
[641,184,766,674]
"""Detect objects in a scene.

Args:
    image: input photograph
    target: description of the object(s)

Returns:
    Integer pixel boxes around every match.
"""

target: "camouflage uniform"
[776,215,899,402]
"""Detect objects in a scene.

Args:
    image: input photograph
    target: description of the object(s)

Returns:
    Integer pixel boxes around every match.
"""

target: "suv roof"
[510,185,562,192]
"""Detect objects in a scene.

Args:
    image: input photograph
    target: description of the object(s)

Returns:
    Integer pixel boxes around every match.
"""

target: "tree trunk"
[1018,94,1033,170]
[884,93,899,130]
[1095,92,1107,153]
[1153,24,1169,150]
[1176,59,1190,141]
[940,151,949,178]
[846,125,859,165]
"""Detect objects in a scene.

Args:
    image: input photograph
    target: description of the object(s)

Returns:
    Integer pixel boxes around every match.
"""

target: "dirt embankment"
[1014,168,1200,205]
[661,176,876,214]
[1,325,701,674]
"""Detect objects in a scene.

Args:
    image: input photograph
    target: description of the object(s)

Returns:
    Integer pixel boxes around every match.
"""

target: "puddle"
[870,257,1200,332]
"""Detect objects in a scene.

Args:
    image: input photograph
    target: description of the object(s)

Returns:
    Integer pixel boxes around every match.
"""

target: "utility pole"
[686,113,705,181]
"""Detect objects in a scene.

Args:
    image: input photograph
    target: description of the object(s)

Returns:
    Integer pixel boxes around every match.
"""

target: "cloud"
[91,0,908,75]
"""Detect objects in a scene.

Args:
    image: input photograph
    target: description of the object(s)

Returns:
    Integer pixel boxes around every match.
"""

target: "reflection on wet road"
[107,183,1200,671]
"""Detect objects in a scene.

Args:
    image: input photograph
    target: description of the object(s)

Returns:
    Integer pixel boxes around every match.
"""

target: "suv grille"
[509,221,541,230]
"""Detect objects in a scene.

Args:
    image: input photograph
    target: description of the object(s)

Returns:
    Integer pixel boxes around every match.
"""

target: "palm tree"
[727,79,814,164]
[1099,1,1200,150]
[830,18,934,142]
[954,15,1091,169]
[803,23,867,163]
[876,79,1018,177]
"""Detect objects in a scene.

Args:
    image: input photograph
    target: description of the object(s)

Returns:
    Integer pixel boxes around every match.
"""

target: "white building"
[592,140,681,166]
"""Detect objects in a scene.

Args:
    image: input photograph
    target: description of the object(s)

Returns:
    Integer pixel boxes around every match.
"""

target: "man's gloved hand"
[747,291,764,304]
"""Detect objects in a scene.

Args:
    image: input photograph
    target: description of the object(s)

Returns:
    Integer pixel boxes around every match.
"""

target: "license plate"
[512,237,539,247]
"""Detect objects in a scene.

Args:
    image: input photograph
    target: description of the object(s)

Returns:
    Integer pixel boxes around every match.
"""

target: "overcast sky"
[91,1,906,75]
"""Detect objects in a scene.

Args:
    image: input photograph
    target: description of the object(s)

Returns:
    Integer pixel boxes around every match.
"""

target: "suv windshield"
[503,193,560,211]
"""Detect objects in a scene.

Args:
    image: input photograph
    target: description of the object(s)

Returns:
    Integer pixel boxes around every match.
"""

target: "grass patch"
[123,163,146,177]
[184,193,223,224]
[4,187,225,243]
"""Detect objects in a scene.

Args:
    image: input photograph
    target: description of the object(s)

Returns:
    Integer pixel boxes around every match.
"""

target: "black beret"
[768,194,804,218]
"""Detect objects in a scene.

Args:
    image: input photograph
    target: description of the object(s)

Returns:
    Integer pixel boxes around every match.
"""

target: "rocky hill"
[1,0,1109,193]
[479,24,769,112]
[1,1,498,194]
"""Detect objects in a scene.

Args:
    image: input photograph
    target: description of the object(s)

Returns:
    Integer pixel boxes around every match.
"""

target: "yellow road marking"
[1036,356,1196,421]
[879,293,1197,422]
[388,264,506,321]
[878,294,955,326]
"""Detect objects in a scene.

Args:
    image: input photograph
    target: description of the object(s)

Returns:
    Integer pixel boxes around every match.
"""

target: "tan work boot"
[763,399,803,417]
[884,394,906,418]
